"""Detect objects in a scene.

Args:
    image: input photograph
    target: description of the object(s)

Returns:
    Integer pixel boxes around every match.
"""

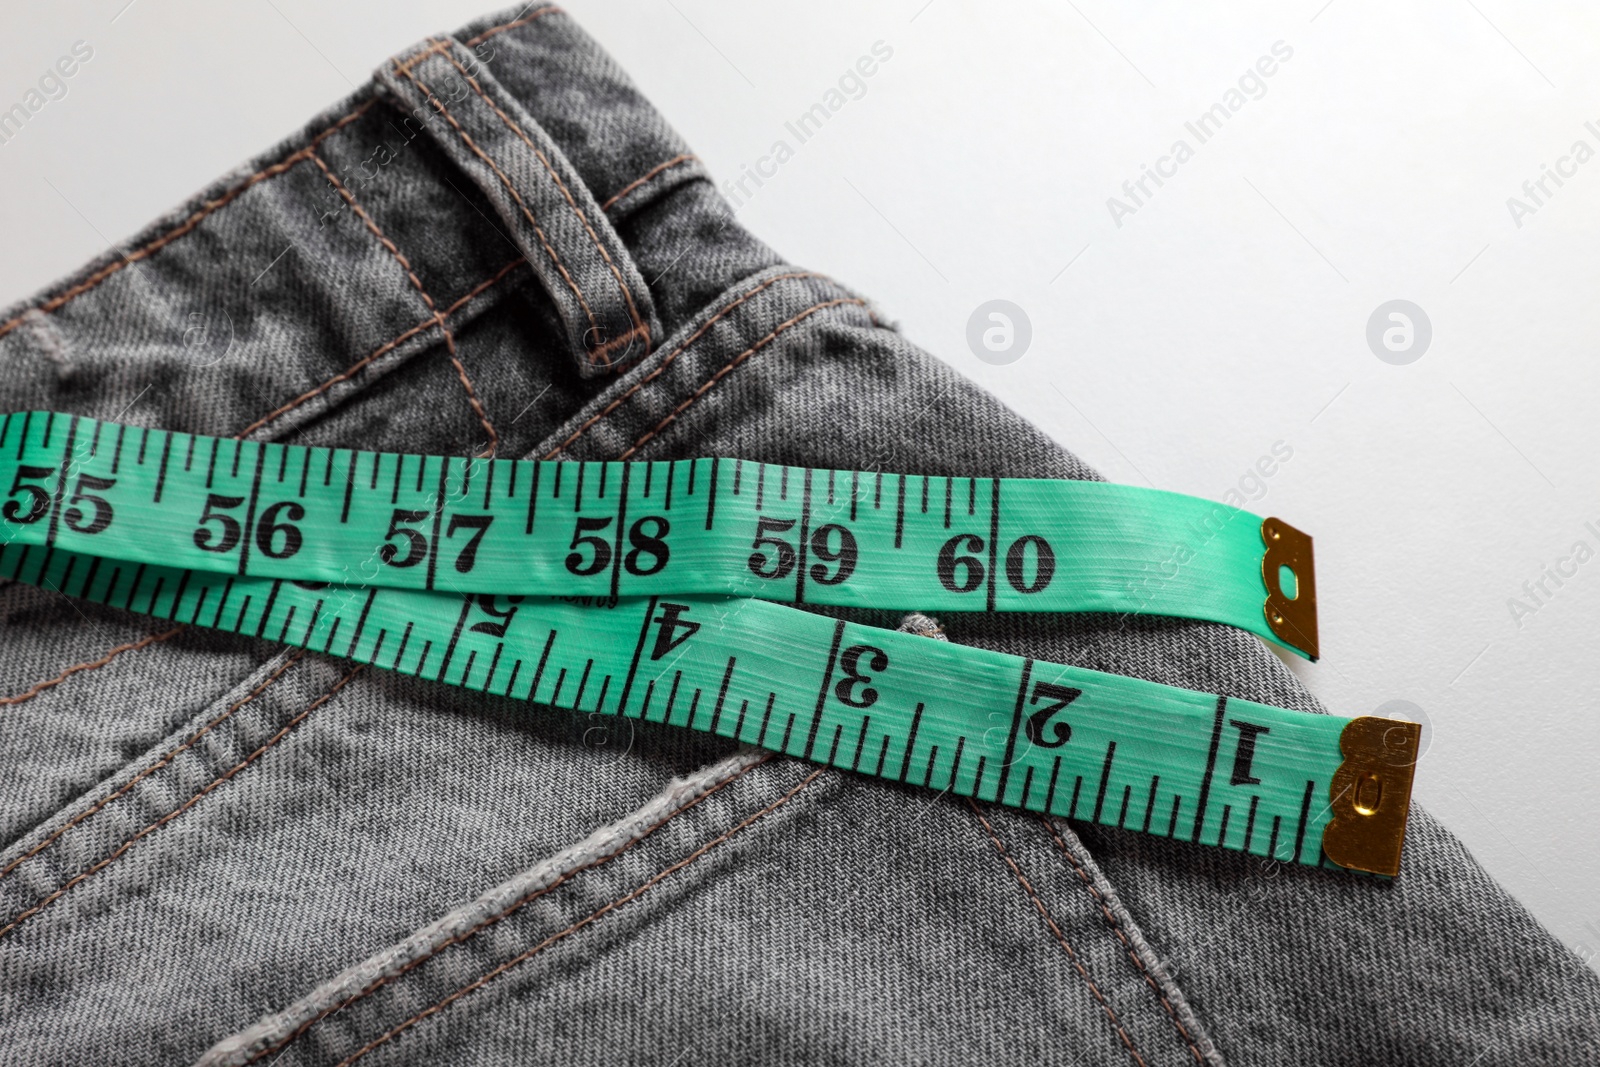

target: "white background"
[2,1,1596,969]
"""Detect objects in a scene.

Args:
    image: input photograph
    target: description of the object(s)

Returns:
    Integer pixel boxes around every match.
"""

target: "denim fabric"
[0,6,1596,1065]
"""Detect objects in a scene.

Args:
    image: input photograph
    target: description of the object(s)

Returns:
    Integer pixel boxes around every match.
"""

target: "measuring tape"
[0,412,1415,874]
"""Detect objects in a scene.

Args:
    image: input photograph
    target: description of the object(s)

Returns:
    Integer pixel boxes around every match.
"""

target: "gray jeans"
[0,7,1594,1065]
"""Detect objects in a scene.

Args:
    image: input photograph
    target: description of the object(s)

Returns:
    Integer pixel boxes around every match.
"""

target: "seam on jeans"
[618,297,866,460]
[239,751,783,1065]
[334,766,826,1067]
[0,100,374,346]
[966,799,1150,1067]
[393,40,455,77]
[396,63,605,366]
[0,624,183,710]
[1039,816,1207,1065]
[543,271,823,459]
[601,154,698,212]
[0,652,307,884]
[308,150,500,456]
[463,4,563,48]
[0,663,358,942]
[433,43,653,363]
[235,257,525,440]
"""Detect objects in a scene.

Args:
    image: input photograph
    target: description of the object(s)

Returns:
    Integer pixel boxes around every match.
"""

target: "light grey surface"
[0,0,1595,977]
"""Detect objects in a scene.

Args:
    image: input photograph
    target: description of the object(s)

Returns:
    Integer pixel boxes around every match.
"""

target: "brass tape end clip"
[1261,517,1319,661]
[1322,716,1420,877]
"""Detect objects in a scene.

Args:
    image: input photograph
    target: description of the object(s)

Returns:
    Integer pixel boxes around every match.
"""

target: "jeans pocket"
[197,748,820,1067]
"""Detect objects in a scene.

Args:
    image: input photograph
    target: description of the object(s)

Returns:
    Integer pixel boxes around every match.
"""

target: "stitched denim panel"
[0,582,278,849]
[201,760,1215,1067]
[0,98,424,443]
[0,649,743,1062]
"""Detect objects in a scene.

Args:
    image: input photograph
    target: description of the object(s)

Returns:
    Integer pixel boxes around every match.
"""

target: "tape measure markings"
[0,412,1317,658]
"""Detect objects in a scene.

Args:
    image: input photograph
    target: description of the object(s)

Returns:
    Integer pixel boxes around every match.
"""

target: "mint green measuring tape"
[0,412,1416,874]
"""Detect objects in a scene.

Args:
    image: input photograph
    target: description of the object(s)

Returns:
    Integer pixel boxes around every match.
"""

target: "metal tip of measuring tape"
[1260,517,1319,661]
[1321,716,1420,876]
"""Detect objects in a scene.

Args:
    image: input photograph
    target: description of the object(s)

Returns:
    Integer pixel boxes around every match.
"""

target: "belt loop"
[378,36,660,377]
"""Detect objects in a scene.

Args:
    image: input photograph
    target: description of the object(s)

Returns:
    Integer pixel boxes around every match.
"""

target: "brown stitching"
[393,39,454,76]
[601,154,698,212]
[543,271,822,459]
[619,297,864,460]
[463,4,563,47]
[1,123,521,856]
[0,252,519,909]
[235,258,525,440]
[0,652,307,884]
[0,100,374,345]
[433,44,652,361]
[967,799,1149,1067]
[587,322,653,368]
[309,151,499,456]
[0,663,358,942]
[336,766,825,1067]
[241,753,781,1065]
[396,63,605,365]
[1039,817,1207,1065]
[0,254,521,838]
[0,625,183,709]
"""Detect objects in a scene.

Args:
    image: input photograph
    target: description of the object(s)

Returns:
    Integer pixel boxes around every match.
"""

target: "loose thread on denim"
[0,100,374,345]
[308,150,499,455]
[432,43,652,363]
[0,624,184,709]
[545,271,823,458]
[396,60,604,364]
[966,798,1150,1067]
[1038,816,1208,1065]
[240,752,781,1065]
[334,766,826,1067]
[601,154,698,212]
[619,297,867,460]
[0,663,357,942]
